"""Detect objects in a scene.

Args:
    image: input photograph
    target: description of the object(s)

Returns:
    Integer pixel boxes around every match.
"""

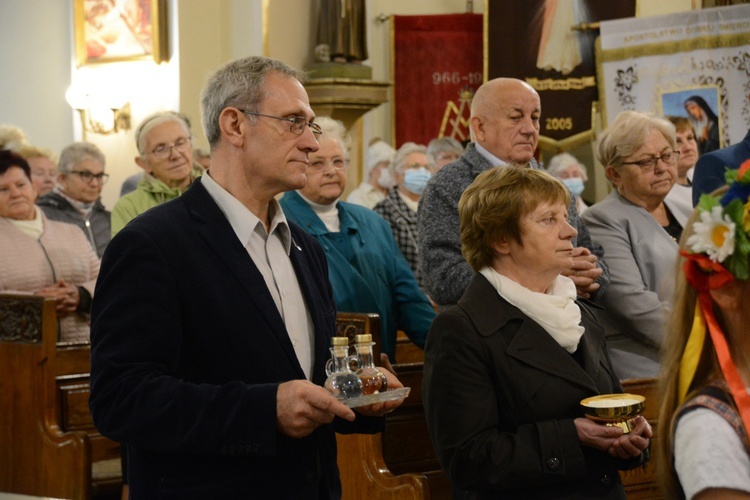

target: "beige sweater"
[0,213,100,342]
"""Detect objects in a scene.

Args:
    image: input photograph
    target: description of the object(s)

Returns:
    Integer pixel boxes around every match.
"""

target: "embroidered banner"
[392,14,482,148]
[599,4,750,151]
[486,0,636,152]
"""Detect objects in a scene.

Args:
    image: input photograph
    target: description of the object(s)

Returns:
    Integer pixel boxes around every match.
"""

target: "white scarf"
[479,267,585,353]
[55,187,95,217]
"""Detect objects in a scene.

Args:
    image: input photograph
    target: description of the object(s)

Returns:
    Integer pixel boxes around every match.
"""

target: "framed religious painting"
[73,0,169,66]
[660,86,724,155]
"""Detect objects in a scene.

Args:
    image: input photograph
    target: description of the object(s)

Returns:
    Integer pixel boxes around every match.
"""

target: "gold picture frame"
[73,0,168,67]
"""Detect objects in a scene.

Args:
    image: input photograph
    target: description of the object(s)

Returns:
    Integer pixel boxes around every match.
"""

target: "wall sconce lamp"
[65,86,132,135]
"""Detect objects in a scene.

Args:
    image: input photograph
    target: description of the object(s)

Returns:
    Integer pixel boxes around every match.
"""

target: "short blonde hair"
[459,167,570,271]
[18,144,57,164]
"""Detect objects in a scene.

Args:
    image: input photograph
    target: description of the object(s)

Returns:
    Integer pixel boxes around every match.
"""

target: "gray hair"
[546,152,588,181]
[58,142,106,174]
[315,116,350,154]
[426,137,464,163]
[390,142,430,174]
[134,111,192,156]
[597,111,676,168]
[200,56,307,147]
[364,141,395,176]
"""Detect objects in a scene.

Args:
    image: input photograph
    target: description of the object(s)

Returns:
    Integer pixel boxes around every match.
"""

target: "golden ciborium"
[580,393,645,433]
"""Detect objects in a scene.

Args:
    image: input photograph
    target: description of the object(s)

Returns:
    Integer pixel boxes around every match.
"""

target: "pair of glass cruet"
[324,334,388,400]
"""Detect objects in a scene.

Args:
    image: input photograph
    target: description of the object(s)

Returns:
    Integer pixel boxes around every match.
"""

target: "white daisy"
[687,206,736,262]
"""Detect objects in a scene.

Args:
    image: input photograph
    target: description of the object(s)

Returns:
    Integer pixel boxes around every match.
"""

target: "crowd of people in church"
[2,53,750,499]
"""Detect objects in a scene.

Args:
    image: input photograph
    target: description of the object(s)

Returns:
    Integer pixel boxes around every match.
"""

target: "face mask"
[377,167,393,188]
[403,168,432,196]
[562,177,585,198]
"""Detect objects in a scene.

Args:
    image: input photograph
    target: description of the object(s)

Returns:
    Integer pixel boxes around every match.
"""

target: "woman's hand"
[608,416,652,460]
[575,416,651,459]
[34,280,80,317]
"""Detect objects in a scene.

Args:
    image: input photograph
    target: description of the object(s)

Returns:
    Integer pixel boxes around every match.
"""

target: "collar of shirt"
[200,171,292,254]
[475,142,509,167]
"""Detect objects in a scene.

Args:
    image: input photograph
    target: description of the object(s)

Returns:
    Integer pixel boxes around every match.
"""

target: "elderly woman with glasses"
[37,142,111,257]
[374,142,433,288]
[111,111,203,235]
[0,149,100,342]
[279,117,435,362]
[581,110,681,379]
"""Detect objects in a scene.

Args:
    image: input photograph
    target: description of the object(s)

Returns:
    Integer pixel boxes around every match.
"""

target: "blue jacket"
[280,191,436,360]
[692,128,750,206]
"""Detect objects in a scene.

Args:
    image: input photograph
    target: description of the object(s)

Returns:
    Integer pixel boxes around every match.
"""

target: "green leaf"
[697,193,720,212]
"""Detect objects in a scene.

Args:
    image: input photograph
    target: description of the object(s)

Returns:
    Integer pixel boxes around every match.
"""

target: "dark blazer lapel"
[460,274,599,393]
[181,181,304,375]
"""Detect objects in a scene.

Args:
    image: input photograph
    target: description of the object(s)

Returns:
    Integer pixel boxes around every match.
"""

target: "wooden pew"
[335,314,662,499]
[335,313,448,500]
[0,294,121,499]
[619,377,663,499]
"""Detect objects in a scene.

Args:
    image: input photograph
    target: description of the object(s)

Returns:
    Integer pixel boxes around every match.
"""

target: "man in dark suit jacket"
[692,128,750,206]
[89,56,403,499]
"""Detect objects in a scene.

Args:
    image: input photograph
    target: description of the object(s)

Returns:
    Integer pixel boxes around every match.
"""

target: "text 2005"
[545,117,573,131]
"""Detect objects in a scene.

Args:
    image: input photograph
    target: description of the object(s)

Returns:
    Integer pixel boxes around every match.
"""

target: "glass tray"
[342,387,410,408]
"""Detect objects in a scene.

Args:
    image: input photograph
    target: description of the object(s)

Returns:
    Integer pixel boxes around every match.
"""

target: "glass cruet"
[353,334,388,395]
[324,336,363,400]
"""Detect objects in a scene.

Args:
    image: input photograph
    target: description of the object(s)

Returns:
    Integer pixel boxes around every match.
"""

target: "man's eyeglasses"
[620,151,680,172]
[241,110,322,137]
[70,171,109,184]
[309,158,349,171]
[149,138,192,161]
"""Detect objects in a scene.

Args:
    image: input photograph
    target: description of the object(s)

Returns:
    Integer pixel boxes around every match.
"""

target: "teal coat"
[280,191,435,360]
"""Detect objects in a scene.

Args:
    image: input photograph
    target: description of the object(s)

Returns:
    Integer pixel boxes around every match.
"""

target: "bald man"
[417,78,609,308]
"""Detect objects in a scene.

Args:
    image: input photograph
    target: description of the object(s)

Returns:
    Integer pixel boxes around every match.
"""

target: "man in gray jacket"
[418,78,609,308]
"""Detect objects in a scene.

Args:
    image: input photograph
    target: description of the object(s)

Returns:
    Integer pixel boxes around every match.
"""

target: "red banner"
[392,14,483,148]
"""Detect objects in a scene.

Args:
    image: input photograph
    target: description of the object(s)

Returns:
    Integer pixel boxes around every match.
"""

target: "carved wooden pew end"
[0,294,122,499]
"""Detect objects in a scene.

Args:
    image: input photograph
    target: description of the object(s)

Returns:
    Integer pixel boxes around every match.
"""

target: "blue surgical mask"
[403,168,432,195]
[562,177,585,198]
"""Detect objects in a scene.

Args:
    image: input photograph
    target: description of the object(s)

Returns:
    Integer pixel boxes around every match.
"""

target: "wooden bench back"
[0,294,122,499]
[0,294,91,499]
[334,313,447,500]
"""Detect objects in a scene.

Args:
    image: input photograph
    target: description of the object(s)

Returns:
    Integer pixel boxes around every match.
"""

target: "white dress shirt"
[201,172,315,379]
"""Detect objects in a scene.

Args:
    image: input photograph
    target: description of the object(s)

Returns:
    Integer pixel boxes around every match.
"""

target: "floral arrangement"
[682,158,750,288]
[677,158,750,430]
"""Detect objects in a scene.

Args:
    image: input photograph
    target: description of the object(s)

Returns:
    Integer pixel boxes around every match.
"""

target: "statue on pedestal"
[316,0,368,64]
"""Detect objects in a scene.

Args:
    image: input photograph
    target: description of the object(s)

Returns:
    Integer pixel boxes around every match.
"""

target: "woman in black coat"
[422,167,652,499]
